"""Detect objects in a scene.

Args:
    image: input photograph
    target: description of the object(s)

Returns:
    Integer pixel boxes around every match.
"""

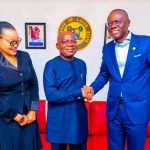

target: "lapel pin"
[132,47,136,50]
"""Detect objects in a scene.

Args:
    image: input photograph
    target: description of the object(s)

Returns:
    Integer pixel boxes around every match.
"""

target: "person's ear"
[56,43,59,49]
[127,19,131,27]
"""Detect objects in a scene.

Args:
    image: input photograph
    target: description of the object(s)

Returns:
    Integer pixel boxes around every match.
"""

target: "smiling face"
[56,31,77,60]
[107,9,130,43]
[0,29,20,57]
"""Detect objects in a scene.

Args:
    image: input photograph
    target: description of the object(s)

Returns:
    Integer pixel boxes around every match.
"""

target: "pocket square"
[134,54,141,58]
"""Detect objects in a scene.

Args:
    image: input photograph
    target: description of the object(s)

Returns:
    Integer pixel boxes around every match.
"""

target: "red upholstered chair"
[90,101,107,134]
[87,101,108,150]
[87,101,150,150]
[36,100,51,150]
[145,121,150,150]
[36,100,150,150]
[85,101,91,133]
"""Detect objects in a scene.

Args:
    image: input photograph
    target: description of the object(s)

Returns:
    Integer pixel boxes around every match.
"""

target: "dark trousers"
[51,140,87,150]
[107,103,148,150]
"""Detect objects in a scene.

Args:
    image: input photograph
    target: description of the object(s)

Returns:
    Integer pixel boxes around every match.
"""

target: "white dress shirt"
[115,32,131,77]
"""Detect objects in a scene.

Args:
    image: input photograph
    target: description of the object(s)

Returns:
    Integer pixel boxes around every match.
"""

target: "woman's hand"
[26,111,36,124]
[13,114,28,126]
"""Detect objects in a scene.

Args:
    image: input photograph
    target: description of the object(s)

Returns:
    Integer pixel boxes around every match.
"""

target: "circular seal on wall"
[58,16,92,50]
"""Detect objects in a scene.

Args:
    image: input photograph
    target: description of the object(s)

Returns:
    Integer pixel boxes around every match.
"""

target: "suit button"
[21,83,24,86]
[119,97,124,104]
[20,73,23,76]
[21,92,24,95]
[77,96,81,99]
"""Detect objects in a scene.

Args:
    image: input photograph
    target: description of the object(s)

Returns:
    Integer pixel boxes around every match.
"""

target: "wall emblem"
[58,16,92,50]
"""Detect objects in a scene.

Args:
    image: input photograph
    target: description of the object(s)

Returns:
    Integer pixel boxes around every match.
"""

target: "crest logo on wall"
[58,16,92,50]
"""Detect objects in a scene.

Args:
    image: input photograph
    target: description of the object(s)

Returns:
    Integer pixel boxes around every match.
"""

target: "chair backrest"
[36,100,47,133]
[146,121,150,136]
[85,101,91,133]
[90,101,107,135]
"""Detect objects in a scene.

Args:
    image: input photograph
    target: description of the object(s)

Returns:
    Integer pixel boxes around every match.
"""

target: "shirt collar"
[114,32,131,48]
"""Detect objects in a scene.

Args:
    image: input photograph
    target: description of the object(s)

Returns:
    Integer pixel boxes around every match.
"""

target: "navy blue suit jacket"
[43,56,88,144]
[0,51,39,124]
[91,33,150,124]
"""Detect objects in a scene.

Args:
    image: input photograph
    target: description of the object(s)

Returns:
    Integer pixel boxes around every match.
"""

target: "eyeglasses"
[106,20,129,29]
[0,36,22,47]
[62,39,76,45]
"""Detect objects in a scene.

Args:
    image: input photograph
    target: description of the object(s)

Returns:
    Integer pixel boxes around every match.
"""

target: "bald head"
[57,31,75,43]
[107,9,129,21]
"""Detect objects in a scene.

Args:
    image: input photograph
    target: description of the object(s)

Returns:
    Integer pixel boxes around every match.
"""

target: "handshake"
[81,86,94,101]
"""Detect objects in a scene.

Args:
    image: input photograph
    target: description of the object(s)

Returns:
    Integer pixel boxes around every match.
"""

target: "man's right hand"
[81,85,94,100]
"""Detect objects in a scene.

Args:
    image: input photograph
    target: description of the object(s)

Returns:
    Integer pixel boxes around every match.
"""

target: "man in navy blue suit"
[43,31,88,150]
[84,9,150,150]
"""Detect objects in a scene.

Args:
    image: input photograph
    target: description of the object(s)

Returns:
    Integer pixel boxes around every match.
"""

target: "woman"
[0,21,42,150]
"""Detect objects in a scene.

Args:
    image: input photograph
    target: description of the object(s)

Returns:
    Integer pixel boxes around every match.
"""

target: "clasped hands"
[81,85,94,101]
[13,111,36,126]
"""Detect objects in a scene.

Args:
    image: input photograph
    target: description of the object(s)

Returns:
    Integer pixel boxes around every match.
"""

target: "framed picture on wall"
[25,23,46,49]
[104,23,112,45]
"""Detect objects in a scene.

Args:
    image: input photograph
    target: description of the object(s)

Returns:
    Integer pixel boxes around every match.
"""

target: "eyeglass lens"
[10,39,22,46]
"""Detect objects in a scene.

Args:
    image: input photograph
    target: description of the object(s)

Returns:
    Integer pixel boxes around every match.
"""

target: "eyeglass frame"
[106,20,129,29]
[0,35,22,47]
[61,39,77,45]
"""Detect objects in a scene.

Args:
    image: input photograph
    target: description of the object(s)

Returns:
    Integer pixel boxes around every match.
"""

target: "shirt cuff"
[30,101,39,110]
[72,89,83,100]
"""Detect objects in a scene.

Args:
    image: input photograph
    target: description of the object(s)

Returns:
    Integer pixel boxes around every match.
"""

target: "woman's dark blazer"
[0,50,39,124]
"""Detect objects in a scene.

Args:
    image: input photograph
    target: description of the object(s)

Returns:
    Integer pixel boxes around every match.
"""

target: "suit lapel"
[122,34,137,78]
[17,52,23,70]
[0,51,24,71]
[0,53,18,70]
[108,42,122,79]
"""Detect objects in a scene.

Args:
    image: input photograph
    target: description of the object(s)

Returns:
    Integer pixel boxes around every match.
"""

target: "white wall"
[1,0,150,100]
